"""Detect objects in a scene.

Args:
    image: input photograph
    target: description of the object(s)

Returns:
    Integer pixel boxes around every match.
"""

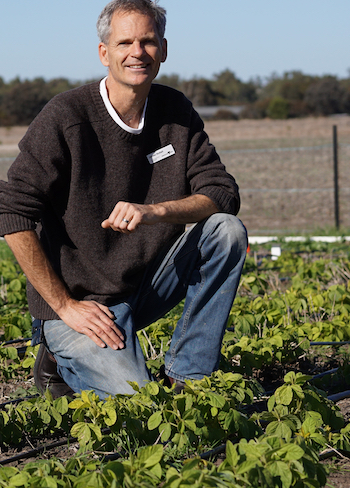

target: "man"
[0,0,247,399]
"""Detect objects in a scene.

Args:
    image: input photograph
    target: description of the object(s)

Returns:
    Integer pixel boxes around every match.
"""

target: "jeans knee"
[205,213,247,256]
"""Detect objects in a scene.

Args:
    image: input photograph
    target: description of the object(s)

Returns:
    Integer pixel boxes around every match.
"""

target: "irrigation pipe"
[2,388,350,467]
[311,368,339,380]
[199,444,226,460]
[328,390,350,403]
[0,436,77,466]
[0,428,112,466]
[2,338,30,346]
[319,448,350,461]
[310,341,350,346]
[0,395,39,409]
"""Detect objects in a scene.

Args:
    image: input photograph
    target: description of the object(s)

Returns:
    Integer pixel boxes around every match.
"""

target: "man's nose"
[130,41,144,57]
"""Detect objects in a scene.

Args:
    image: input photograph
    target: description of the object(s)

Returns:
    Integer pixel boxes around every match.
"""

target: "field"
[1,115,350,235]
[204,116,350,234]
[1,118,350,486]
[1,236,350,486]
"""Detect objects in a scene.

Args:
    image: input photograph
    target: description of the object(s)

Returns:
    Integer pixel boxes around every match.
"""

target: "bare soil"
[1,116,350,234]
[204,115,350,234]
[205,115,350,143]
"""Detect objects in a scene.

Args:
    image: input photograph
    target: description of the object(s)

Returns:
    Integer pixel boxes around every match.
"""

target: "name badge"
[147,144,175,164]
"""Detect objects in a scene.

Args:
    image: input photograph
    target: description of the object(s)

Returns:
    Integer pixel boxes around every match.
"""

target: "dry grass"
[204,115,350,234]
[0,126,27,157]
[205,115,350,143]
[1,116,350,234]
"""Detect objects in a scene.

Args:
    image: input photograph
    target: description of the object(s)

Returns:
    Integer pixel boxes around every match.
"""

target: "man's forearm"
[4,230,124,349]
[102,194,219,232]
[153,194,219,224]
[4,230,71,315]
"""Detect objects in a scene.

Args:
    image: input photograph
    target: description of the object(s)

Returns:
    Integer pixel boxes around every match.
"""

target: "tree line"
[0,69,349,126]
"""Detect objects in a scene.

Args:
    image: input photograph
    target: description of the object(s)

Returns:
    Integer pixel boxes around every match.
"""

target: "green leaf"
[81,390,91,404]
[6,472,30,486]
[4,325,22,340]
[275,385,293,405]
[103,461,124,480]
[160,422,172,442]
[147,411,162,430]
[267,460,292,487]
[3,346,18,360]
[277,443,304,461]
[146,382,160,396]
[89,423,103,441]
[266,421,292,441]
[236,459,260,475]
[206,392,226,408]
[8,278,22,292]
[42,477,58,488]
[103,404,117,426]
[138,445,163,468]
[291,384,305,398]
[54,396,69,414]
[245,276,256,284]
[184,419,197,431]
[225,440,239,468]
[211,406,218,417]
[71,422,92,445]
[69,398,88,409]
[22,357,35,368]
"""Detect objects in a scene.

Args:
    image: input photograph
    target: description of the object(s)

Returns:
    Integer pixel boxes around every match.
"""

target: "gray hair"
[97,0,166,44]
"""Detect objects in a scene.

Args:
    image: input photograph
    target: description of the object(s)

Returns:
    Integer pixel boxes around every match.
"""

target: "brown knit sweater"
[0,81,240,319]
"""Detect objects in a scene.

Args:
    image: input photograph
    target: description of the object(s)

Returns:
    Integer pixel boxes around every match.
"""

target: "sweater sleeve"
[0,101,70,237]
[186,109,240,215]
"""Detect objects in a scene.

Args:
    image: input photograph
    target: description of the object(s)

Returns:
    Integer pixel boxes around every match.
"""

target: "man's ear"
[98,43,109,67]
[161,38,168,63]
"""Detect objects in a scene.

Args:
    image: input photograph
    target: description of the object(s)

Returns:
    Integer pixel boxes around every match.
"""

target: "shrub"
[266,96,290,119]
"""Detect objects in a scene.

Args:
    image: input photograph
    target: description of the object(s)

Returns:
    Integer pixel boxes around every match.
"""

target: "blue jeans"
[43,214,247,398]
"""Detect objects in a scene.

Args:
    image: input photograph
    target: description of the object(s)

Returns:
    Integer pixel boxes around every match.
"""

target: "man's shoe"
[173,381,186,394]
[34,343,75,399]
[158,365,186,393]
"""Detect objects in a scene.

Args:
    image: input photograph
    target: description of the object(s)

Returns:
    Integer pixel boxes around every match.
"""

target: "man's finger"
[93,301,116,320]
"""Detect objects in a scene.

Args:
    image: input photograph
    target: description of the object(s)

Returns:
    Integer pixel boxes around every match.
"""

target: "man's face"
[99,10,167,92]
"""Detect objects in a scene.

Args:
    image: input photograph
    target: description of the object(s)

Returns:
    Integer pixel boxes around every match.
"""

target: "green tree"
[155,73,181,91]
[181,78,217,106]
[305,77,350,115]
[211,69,257,104]
[266,96,290,119]
[261,71,319,101]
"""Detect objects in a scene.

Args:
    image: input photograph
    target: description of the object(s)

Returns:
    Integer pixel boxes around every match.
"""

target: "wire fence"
[218,135,350,234]
[1,124,350,234]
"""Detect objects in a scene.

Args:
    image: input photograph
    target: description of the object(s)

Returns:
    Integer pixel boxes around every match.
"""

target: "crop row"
[1,239,350,487]
[1,370,349,487]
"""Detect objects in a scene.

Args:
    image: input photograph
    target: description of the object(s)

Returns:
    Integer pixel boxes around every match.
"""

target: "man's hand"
[101,201,162,233]
[101,195,219,233]
[56,298,124,350]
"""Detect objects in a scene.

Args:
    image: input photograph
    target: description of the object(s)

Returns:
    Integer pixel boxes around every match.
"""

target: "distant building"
[194,105,244,119]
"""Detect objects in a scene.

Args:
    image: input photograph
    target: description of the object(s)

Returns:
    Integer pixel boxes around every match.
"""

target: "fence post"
[333,125,339,230]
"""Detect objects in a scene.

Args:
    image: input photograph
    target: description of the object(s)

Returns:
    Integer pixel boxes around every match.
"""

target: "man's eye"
[143,40,157,47]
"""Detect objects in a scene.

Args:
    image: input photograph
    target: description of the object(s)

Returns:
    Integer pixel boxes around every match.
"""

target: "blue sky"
[1,0,349,84]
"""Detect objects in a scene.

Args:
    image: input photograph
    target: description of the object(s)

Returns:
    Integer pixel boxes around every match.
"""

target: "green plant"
[266,96,290,119]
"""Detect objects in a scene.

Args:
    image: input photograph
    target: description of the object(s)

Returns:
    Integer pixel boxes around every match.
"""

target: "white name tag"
[147,144,175,164]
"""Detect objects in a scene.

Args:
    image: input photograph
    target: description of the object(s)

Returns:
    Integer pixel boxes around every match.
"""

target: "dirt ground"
[1,116,350,234]
[205,115,350,143]
[2,116,350,154]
